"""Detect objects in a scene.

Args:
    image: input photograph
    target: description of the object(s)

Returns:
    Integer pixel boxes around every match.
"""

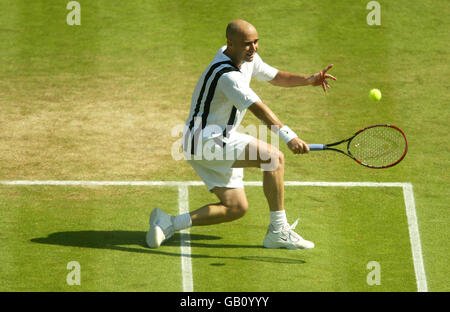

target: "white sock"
[270,210,288,230]
[172,213,192,231]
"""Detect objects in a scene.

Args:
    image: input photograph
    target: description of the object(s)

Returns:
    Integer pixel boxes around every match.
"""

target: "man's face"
[229,27,259,64]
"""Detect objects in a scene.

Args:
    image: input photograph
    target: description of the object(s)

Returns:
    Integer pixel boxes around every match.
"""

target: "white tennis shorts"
[186,131,254,191]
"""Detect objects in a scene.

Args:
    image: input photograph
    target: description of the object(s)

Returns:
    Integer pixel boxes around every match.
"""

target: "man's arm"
[269,64,336,92]
[269,70,312,88]
[248,100,283,129]
[248,101,309,154]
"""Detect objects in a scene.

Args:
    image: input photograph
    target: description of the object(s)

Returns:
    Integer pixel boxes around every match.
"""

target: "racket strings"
[349,126,406,167]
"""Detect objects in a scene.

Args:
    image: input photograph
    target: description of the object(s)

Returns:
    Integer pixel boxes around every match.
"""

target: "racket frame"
[312,124,408,169]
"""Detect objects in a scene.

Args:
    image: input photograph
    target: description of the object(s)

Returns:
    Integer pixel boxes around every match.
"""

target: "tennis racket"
[308,124,408,169]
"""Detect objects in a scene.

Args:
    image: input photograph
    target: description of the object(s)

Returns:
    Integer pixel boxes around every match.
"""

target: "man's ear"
[226,39,233,49]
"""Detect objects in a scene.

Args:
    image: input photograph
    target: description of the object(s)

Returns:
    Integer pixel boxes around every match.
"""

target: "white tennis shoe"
[146,208,175,248]
[263,218,314,250]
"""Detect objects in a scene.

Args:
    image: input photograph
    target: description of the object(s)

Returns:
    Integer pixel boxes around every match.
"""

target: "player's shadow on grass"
[30,230,305,265]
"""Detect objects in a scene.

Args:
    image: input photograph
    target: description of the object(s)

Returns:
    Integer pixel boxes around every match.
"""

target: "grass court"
[0,0,448,292]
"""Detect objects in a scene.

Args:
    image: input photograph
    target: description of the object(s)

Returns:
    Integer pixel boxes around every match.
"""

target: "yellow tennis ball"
[369,88,382,101]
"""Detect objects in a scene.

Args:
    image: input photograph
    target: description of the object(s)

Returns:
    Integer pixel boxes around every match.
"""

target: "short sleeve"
[252,53,278,82]
[218,72,262,111]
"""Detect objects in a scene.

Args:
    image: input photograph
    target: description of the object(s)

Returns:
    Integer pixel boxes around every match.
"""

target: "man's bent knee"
[223,199,248,221]
[212,187,248,221]
[261,149,284,171]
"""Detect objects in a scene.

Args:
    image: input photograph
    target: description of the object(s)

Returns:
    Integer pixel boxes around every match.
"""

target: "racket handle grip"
[308,144,326,151]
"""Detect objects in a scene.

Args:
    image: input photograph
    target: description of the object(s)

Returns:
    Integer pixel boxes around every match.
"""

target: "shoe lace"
[289,218,299,231]
[281,218,303,241]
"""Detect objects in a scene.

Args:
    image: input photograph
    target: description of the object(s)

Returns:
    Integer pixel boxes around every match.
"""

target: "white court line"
[178,185,193,292]
[0,180,405,187]
[402,183,428,292]
[0,180,204,187]
[0,180,427,292]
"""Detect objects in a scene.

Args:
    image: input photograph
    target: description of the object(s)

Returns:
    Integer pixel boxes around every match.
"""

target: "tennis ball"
[369,88,382,101]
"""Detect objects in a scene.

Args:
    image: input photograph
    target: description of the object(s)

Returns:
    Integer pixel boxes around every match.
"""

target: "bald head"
[224,20,259,66]
[226,19,257,41]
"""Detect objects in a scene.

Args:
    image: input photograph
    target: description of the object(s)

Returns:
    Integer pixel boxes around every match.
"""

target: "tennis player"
[147,19,336,249]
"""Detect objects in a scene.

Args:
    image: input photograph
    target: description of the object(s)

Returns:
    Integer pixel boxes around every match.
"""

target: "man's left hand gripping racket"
[308,124,408,169]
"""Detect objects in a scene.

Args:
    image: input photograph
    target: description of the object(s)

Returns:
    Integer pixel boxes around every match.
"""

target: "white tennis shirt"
[184,46,278,144]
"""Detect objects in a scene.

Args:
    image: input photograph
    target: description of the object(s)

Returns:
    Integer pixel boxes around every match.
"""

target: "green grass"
[0,186,182,291]
[1,184,416,291]
[0,0,448,291]
[189,185,416,292]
